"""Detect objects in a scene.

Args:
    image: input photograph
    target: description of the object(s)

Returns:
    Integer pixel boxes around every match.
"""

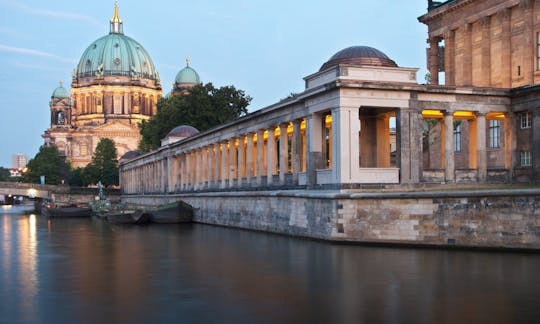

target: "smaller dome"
[175,59,200,84]
[167,125,199,138]
[320,46,397,71]
[120,150,141,161]
[52,82,70,99]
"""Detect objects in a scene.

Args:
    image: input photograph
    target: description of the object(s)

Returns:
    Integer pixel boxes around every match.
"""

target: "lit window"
[454,123,461,152]
[488,120,501,149]
[520,112,532,129]
[80,144,88,156]
[520,151,531,167]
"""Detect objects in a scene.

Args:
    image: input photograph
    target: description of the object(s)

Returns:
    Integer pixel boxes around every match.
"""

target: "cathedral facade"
[43,3,199,168]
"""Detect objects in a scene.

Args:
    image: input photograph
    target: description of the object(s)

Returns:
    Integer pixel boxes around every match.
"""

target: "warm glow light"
[253,133,258,143]
[325,114,332,126]
[486,112,506,120]
[263,130,268,140]
[275,127,280,137]
[300,119,306,130]
[27,189,37,199]
[287,123,293,135]
[453,111,475,119]
[422,109,443,118]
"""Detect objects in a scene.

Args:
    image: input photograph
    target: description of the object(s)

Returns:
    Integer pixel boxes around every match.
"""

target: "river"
[0,208,538,323]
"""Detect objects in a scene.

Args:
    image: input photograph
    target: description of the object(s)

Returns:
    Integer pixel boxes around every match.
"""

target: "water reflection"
[0,213,538,323]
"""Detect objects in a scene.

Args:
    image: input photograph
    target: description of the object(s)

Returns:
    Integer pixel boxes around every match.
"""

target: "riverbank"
[122,187,540,250]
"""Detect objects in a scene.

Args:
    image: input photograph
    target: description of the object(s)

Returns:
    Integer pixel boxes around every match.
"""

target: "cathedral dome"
[51,82,70,99]
[120,150,141,161]
[175,61,200,84]
[74,5,158,81]
[320,46,397,71]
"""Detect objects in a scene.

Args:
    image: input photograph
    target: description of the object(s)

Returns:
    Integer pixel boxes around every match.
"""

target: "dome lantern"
[110,1,123,34]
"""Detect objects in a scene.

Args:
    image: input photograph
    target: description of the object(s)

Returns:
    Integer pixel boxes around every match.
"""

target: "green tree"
[84,138,119,187]
[23,146,65,184]
[139,83,251,151]
[0,167,11,181]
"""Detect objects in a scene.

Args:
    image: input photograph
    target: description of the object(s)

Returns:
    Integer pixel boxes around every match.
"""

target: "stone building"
[43,3,162,168]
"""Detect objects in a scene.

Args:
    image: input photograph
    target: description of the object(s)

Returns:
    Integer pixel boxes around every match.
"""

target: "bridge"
[0,182,54,200]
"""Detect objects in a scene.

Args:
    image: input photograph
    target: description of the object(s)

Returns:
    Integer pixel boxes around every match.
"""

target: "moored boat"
[105,209,151,225]
[149,201,193,224]
[41,206,93,218]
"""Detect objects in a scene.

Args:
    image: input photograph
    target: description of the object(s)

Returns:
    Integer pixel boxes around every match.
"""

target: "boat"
[41,205,93,218]
[149,201,193,224]
[105,209,151,225]
[0,204,36,214]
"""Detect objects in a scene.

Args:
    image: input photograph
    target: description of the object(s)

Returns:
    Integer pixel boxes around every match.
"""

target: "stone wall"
[123,189,540,250]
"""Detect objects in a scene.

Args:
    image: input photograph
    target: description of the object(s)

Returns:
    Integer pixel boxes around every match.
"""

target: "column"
[444,30,456,86]
[238,135,246,185]
[444,111,455,182]
[207,146,214,188]
[476,113,487,182]
[292,119,302,184]
[397,108,422,184]
[267,127,276,186]
[215,143,222,189]
[161,158,166,193]
[428,37,440,85]
[504,113,516,178]
[376,113,390,167]
[185,151,191,190]
[332,107,360,183]
[521,0,534,84]
[480,16,492,87]
[500,9,512,88]
[221,142,228,189]
[463,23,473,86]
[229,138,237,188]
[246,133,254,180]
[256,129,264,186]
[306,113,323,187]
[202,147,207,189]
[279,123,289,185]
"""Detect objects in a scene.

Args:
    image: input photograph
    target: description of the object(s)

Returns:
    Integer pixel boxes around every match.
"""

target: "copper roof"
[320,46,397,71]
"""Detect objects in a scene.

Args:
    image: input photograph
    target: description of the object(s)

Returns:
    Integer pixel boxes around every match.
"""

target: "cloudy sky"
[0,0,429,167]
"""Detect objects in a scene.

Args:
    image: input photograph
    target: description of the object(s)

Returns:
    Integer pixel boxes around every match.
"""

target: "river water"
[0,208,539,324]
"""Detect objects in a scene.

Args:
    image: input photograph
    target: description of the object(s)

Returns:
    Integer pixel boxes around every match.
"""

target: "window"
[520,151,532,167]
[454,122,461,152]
[537,32,540,71]
[520,112,532,129]
[488,120,501,148]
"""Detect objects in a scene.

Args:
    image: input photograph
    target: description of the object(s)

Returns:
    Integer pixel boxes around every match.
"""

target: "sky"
[0,0,429,168]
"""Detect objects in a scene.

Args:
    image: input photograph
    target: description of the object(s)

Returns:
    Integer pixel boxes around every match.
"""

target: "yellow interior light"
[275,127,280,137]
[422,109,443,118]
[253,133,258,143]
[486,112,506,120]
[453,111,475,119]
[325,114,332,126]
[263,130,268,140]
[287,123,293,135]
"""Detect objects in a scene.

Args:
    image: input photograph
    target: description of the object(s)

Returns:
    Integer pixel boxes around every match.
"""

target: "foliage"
[23,146,66,184]
[0,167,11,181]
[67,167,85,187]
[139,83,251,152]
[84,138,119,187]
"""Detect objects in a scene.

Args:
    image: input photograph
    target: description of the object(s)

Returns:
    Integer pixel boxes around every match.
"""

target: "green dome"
[175,65,200,84]
[51,82,70,98]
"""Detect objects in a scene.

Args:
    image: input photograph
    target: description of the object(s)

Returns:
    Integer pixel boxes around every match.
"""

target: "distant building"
[11,154,27,170]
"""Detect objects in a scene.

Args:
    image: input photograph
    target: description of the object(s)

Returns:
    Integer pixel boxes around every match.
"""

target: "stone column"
[267,127,276,186]
[221,142,228,189]
[332,107,361,184]
[397,108,422,184]
[306,113,323,187]
[428,37,440,85]
[238,136,246,186]
[185,151,191,190]
[246,133,254,181]
[476,113,487,182]
[279,123,289,185]
[500,9,512,88]
[521,0,534,84]
[504,113,516,179]
[229,138,237,188]
[292,119,302,184]
[444,30,455,86]
[256,129,264,186]
[479,16,492,87]
[444,111,455,182]
[215,143,221,189]
[202,147,207,189]
[464,23,473,86]
[468,118,478,169]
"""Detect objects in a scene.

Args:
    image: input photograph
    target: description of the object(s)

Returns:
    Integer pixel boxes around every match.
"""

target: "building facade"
[43,4,162,168]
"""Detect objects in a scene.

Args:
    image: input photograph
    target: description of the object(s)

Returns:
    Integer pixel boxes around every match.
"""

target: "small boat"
[106,209,151,225]
[41,206,93,218]
[149,201,193,224]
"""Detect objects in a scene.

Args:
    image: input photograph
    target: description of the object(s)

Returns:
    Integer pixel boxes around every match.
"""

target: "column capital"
[499,7,512,20]
[443,29,455,40]
[479,15,491,28]
[475,111,487,117]
[443,110,454,117]
[519,0,533,9]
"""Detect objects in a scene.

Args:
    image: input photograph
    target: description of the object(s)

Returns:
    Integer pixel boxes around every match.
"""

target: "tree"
[23,146,65,184]
[84,138,119,187]
[0,167,11,181]
[139,82,251,151]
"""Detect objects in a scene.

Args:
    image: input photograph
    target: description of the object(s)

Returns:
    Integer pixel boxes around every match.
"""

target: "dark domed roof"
[120,150,141,161]
[167,125,199,138]
[320,46,397,71]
